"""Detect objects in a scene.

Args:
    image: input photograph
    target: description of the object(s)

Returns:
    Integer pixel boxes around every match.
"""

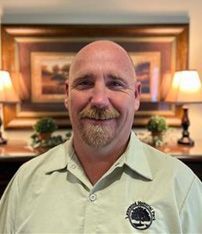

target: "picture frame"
[1,24,189,129]
[130,52,161,102]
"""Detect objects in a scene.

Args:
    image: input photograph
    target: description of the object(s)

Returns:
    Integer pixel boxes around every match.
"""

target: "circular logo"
[126,201,155,230]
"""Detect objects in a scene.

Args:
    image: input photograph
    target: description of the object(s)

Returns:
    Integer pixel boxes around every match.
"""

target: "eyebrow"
[107,74,129,85]
[74,72,94,80]
[71,74,93,85]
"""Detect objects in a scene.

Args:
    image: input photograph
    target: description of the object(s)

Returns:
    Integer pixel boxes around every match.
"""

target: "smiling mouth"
[81,116,119,127]
[83,116,115,121]
[79,106,120,122]
[81,117,116,125]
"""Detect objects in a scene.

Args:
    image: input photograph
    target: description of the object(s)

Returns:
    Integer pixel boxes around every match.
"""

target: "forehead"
[69,42,135,79]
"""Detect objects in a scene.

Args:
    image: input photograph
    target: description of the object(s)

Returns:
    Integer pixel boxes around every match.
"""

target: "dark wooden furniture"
[0,140,36,197]
[0,140,202,198]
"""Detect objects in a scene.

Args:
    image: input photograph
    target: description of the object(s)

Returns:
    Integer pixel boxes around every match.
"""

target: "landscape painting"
[31,52,75,103]
[130,52,161,102]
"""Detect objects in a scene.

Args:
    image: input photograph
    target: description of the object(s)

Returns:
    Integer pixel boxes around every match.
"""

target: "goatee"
[78,106,120,148]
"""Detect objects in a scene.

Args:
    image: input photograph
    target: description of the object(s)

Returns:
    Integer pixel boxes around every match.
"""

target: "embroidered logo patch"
[126,201,155,230]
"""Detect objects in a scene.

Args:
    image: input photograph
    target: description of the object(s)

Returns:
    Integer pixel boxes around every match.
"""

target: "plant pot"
[38,132,52,141]
[33,146,50,154]
[151,131,164,147]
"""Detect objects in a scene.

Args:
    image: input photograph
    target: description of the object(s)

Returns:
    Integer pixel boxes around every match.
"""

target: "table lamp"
[0,70,19,144]
[166,70,202,146]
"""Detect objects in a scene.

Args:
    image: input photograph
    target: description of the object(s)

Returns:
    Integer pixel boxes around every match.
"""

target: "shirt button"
[70,164,76,169]
[89,193,97,202]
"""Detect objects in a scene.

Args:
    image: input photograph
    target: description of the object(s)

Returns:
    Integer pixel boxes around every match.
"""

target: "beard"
[78,106,120,148]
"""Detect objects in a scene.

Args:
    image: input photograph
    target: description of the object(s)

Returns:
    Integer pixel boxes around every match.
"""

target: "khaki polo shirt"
[0,132,201,233]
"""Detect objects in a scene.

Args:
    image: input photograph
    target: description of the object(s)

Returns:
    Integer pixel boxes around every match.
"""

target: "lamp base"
[178,105,194,147]
[0,132,7,145]
[0,115,7,145]
[177,136,194,146]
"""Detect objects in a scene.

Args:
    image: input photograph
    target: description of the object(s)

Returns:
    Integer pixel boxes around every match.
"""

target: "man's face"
[65,41,141,149]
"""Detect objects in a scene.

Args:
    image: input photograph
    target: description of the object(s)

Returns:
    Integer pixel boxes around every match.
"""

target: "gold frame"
[1,24,189,129]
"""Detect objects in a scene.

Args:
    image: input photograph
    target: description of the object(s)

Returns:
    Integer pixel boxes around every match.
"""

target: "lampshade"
[166,70,202,103]
[0,70,19,103]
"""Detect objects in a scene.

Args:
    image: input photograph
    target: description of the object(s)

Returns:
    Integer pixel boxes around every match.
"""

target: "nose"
[90,83,110,109]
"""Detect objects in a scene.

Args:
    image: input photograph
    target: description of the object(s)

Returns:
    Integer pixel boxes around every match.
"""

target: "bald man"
[0,41,201,233]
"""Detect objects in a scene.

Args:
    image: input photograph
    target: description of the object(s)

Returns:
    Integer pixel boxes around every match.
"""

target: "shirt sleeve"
[180,176,202,233]
[0,173,19,234]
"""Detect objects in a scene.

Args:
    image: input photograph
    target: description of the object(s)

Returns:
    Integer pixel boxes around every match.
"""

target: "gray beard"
[80,123,115,148]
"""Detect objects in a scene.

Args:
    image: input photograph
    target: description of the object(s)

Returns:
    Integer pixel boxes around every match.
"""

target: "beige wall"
[188,2,202,140]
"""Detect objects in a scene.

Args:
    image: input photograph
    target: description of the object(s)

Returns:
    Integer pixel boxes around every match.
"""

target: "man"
[0,40,201,233]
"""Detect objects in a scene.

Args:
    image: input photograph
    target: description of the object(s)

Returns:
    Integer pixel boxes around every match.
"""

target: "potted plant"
[147,115,168,146]
[33,117,57,140]
[31,117,65,153]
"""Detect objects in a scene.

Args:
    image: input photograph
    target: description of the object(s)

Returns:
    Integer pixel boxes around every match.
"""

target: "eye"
[72,78,94,90]
[107,79,127,90]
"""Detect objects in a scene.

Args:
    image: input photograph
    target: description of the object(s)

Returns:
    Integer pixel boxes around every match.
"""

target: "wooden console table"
[0,140,202,198]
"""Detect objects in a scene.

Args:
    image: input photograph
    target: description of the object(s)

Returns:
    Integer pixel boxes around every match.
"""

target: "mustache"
[79,106,120,120]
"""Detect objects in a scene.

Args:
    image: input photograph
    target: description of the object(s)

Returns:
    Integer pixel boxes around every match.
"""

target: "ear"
[64,80,69,110]
[134,81,141,111]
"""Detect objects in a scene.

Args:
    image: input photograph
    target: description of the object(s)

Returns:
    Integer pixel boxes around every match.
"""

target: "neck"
[72,135,130,184]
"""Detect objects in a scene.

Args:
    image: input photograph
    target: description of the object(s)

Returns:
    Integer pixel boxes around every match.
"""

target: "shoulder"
[142,142,195,178]
[141,141,199,192]
[141,141,202,207]
[5,140,72,201]
[130,132,196,183]
[16,140,71,181]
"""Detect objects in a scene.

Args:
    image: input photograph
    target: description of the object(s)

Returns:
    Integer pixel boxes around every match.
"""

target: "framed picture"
[130,52,161,102]
[31,52,74,103]
[1,24,188,129]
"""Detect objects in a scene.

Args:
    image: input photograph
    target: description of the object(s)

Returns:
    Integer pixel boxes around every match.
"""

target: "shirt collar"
[123,131,153,181]
[45,132,153,181]
[45,136,74,174]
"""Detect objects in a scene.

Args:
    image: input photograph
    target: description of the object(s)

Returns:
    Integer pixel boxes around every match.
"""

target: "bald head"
[69,40,136,82]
